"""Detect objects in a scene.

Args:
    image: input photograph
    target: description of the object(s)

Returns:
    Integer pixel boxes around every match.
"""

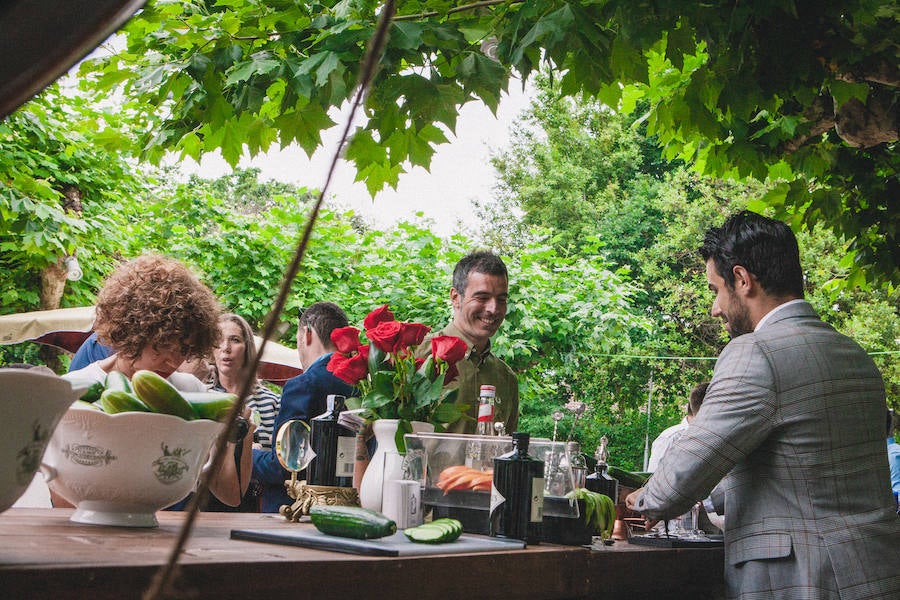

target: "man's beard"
[725,298,753,338]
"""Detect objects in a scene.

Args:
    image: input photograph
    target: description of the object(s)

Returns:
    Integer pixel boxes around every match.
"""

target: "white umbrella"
[0,307,302,384]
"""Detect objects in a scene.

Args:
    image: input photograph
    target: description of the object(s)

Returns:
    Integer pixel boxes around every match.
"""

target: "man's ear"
[732,265,756,296]
[450,287,461,310]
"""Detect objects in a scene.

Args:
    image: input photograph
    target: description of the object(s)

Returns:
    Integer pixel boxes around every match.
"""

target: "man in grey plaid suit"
[626,211,900,599]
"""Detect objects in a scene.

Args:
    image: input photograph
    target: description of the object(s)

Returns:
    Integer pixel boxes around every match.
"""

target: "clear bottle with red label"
[475,384,496,436]
[466,385,497,470]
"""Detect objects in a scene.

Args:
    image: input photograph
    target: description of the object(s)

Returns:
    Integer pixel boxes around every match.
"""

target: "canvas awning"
[0,307,302,385]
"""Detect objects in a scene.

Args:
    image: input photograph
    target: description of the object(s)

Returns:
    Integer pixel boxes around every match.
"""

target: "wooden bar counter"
[0,508,724,599]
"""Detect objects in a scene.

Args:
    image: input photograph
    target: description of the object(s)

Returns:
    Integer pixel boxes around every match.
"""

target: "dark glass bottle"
[585,436,618,501]
[490,432,544,545]
[308,394,355,487]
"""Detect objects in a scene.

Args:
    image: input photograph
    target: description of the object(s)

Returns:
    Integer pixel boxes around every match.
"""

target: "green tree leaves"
[73,0,897,286]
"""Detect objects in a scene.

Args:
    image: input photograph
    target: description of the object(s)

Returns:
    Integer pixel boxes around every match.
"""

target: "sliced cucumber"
[404,526,446,543]
[404,518,463,544]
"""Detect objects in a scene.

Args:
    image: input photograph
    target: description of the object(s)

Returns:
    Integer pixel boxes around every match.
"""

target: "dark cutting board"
[628,534,724,548]
[231,527,526,557]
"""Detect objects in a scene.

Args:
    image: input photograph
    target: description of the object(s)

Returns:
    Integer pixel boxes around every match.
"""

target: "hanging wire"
[142,3,397,598]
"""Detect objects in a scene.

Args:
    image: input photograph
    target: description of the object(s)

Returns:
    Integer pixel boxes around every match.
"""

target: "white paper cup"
[383,479,421,529]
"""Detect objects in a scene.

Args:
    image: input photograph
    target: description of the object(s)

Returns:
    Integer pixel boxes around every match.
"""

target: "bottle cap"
[479,385,496,397]
[511,431,530,444]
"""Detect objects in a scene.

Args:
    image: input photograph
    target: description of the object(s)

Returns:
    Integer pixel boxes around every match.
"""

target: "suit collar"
[755,299,816,330]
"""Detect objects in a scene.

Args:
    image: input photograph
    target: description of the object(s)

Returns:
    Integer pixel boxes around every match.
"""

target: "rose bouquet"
[327,305,469,450]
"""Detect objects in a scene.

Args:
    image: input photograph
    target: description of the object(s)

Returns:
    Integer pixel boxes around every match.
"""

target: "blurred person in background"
[647,381,709,472]
[252,302,354,513]
[204,313,280,512]
[888,410,900,510]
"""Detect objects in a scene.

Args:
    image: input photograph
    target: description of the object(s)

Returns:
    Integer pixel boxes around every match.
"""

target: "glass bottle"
[490,432,544,545]
[308,394,355,487]
[466,385,496,470]
[475,385,496,436]
[585,435,618,501]
[566,441,587,490]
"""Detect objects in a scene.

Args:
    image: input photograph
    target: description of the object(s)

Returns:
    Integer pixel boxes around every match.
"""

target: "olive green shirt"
[415,323,519,435]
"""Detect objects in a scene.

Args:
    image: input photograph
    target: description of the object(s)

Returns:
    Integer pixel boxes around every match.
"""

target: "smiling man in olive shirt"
[417,250,519,434]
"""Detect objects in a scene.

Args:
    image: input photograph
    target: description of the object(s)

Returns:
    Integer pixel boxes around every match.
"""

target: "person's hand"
[625,486,660,531]
[625,487,643,511]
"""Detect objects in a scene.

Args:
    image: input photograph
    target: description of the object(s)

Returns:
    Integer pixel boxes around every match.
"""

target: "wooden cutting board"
[231,527,526,557]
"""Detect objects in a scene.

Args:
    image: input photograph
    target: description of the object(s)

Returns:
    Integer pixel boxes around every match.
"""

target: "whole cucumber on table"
[131,370,194,420]
[309,505,397,540]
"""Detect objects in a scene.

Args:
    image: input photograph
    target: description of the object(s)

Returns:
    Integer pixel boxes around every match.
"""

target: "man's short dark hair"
[699,210,804,298]
[452,251,508,296]
[299,302,348,350]
[688,381,710,417]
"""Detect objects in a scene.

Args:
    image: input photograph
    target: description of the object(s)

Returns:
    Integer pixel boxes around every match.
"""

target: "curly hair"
[93,255,221,361]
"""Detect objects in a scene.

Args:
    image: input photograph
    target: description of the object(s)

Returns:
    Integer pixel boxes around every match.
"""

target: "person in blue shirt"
[252,302,355,513]
[68,331,112,371]
[887,410,900,509]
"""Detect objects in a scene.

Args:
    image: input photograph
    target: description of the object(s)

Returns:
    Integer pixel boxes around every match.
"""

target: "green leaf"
[225,53,282,86]
[391,22,424,51]
[273,102,335,156]
[829,80,868,109]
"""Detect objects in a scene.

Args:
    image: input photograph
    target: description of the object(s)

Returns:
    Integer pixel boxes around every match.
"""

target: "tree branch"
[394,0,519,22]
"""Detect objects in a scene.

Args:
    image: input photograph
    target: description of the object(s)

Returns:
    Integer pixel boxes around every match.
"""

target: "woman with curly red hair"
[63,254,254,508]
[68,254,221,385]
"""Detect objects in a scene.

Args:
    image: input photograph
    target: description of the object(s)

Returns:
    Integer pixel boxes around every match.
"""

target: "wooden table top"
[0,508,724,600]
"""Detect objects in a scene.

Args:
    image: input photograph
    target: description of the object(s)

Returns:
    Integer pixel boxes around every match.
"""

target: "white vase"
[358,419,434,512]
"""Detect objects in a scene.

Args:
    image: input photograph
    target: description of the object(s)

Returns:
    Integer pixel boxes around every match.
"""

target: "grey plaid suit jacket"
[637,301,900,599]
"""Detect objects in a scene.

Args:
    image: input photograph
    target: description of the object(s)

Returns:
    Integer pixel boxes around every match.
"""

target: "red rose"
[364,305,395,331]
[431,335,467,365]
[331,326,361,354]
[399,322,430,348]
[327,351,369,385]
[366,320,404,353]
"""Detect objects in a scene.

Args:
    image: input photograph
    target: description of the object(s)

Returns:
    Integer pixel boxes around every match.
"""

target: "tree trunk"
[38,256,69,373]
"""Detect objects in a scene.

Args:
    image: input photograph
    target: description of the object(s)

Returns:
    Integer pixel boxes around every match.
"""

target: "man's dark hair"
[299,302,348,350]
[452,250,508,296]
[687,381,710,417]
[699,210,804,298]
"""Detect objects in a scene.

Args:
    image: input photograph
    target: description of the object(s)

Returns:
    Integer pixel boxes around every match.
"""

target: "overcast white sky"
[179,82,533,235]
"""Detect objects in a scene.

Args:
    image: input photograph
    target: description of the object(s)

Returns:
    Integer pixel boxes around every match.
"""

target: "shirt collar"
[304,352,330,371]
[754,298,807,332]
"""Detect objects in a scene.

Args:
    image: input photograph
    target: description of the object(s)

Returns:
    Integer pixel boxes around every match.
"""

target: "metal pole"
[643,372,654,471]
